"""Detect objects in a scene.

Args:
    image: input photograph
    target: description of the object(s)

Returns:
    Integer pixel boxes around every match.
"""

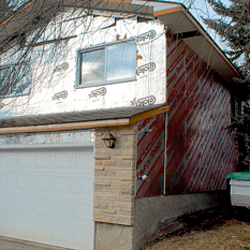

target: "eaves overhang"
[0,0,153,50]
[151,1,242,84]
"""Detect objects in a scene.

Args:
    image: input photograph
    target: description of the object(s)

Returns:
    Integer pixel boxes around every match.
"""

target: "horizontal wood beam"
[153,6,182,17]
[129,105,169,124]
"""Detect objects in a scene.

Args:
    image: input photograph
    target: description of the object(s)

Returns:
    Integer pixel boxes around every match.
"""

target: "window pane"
[0,66,14,95]
[11,63,31,94]
[0,64,31,97]
[106,43,136,81]
[81,49,105,84]
[0,67,8,83]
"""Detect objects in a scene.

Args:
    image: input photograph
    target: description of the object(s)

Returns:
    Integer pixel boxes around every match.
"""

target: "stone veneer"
[94,125,136,226]
[0,130,94,145]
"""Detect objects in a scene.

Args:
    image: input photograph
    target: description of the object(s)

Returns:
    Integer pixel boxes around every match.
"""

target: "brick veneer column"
[93,125,136,226]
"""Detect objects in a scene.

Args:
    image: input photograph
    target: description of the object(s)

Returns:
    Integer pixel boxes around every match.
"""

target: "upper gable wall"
[0,12,166,119]
[165,29,238,194]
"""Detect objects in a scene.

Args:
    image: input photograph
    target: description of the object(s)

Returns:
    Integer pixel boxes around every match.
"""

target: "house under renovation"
[0,0,241,249]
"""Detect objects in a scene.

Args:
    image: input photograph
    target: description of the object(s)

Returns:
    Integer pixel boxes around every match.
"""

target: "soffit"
[157,11,196,33]
[155,5,241,84]
[183,36,234,83]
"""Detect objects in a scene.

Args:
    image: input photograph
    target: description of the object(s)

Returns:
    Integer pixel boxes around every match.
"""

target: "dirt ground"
[140,205,250,250]
[145,219,250,250]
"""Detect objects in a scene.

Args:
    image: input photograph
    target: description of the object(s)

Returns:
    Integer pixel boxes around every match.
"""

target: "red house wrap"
[136,30,238,197]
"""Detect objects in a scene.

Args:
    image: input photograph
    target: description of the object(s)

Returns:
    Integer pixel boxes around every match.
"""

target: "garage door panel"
[15,220,33,239]
[0,217,15,234]
[74,203,92,221]
[54,152,74,168]
[75,151,94,169]
[0,145,94,249]
[53,201,71,218]
[34,152,54,169]
[17,175,33,190]
[73,227,92,245]
[34,199,52,217]
[0,174,16,189]
[52,225,72,242]
[1,152,17,167]
[16,197,32,212]
[54,177,73,193]
[0,195,15,211]
[34,176,53,192]
[75,177,93,194]
[17,152,34,168]
[32,222,52,240]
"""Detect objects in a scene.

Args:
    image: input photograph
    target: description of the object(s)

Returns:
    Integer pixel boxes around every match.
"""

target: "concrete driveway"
[0,236,71,250]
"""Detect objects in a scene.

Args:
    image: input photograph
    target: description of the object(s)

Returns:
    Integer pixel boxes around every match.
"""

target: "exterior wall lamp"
[102,129,116,149]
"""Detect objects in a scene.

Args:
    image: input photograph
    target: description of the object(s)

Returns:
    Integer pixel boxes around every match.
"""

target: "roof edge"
[183,8,241,78]
[154,3,241,79]
[0,0,35,29]
[0,105,169,134]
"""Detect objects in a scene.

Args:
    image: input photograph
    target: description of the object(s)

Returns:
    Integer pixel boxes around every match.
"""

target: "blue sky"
[8,0,28,10]
[192,1,225,48]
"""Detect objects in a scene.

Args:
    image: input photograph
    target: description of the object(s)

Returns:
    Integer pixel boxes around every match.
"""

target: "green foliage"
[227,105,250,169]
[204,0,250,169]
[203,0,250,77]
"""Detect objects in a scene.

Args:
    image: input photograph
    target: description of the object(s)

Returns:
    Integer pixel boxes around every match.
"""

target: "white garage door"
[0,144,94,250]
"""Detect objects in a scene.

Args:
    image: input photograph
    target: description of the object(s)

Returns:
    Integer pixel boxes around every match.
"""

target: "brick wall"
[93,125,136,226]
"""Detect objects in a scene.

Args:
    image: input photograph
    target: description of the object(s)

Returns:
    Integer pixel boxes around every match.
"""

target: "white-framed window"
[76,40,136,88]
[0,62,31,98]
